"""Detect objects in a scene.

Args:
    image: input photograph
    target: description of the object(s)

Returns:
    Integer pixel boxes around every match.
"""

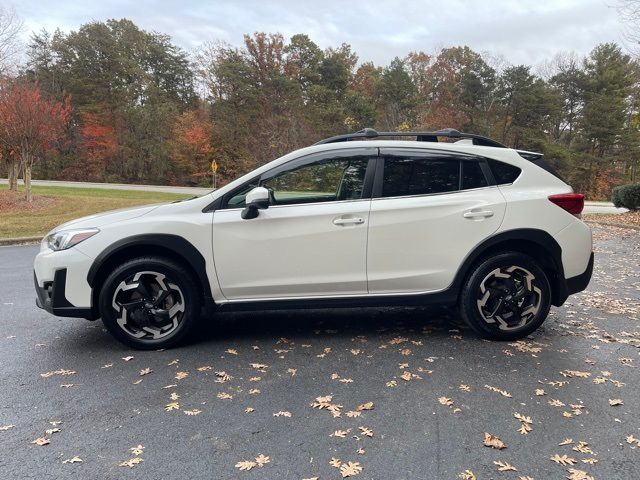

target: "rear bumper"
[34,269,97,320]
[566,251,594,296]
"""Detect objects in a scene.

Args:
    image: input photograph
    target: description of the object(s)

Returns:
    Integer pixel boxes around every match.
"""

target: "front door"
[212,148,376,301]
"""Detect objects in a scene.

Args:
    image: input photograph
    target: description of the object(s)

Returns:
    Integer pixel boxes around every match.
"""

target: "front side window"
[261,156,369,205]
[382,156,460,198]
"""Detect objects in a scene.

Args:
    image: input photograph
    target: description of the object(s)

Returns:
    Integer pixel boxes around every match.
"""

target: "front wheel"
[99,256,201,349]
[459,252,551,341]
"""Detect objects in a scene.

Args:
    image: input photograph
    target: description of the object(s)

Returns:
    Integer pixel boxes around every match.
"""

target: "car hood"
[53,203,164,232]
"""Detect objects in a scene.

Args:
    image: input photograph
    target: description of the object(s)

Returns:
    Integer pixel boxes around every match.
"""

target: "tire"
[459,251,551,341]
[99,256,202,349]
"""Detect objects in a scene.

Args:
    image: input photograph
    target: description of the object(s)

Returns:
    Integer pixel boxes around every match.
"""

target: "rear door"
[367,148,506,294]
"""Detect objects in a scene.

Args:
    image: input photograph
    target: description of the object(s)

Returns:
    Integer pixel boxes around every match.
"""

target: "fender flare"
[449,228,567,305]
[86,234,212,299]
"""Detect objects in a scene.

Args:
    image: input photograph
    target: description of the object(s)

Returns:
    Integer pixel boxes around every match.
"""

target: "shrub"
[611,183,640,210]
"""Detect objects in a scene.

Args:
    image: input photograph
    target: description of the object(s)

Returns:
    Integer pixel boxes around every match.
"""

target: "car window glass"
[382,157,459,197]
[487,159,522,184]
[225,184,255,209]
[261,156,369,205]
[461,161,488,190]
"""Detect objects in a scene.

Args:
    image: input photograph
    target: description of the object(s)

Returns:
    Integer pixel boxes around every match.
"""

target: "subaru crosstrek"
[34,128,594,349]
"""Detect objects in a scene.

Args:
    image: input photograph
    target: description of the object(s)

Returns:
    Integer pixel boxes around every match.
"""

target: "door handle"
[333,217,365,226]
[463,210,494,219]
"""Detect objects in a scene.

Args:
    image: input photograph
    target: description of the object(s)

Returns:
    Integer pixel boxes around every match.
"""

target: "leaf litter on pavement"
[20,224,640,477]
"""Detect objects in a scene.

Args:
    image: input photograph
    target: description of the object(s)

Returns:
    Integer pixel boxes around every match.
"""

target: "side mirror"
[241,186,270,219]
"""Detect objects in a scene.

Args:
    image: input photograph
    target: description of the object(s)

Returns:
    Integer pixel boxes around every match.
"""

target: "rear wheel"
[459,252,551,340]
[99,257,201,349]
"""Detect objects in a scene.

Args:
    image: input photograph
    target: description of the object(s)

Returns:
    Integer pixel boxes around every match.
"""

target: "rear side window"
[382,157,459,197]
[487,159,521,184]
[461,161,489,190]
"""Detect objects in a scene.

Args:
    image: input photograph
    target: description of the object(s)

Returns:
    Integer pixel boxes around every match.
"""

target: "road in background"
[0,179,627,214]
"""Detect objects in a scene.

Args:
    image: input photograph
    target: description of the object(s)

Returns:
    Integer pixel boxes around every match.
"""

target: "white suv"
[34,129,593,349]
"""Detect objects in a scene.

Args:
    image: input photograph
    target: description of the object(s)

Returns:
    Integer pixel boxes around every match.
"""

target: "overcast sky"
[11,0,627,68]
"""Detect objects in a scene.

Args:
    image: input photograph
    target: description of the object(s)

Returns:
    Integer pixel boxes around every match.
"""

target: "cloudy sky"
[10,0,627,67]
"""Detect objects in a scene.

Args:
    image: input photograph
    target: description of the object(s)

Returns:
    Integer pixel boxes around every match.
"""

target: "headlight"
[45,228,100,251]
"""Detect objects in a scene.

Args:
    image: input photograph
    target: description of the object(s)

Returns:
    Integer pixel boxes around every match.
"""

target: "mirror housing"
[241,186,270,219]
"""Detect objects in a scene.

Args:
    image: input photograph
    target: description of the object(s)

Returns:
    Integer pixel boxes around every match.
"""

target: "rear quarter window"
[487,159,521,185]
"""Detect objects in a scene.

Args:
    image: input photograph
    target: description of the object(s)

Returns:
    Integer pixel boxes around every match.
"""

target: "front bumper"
[34,269,97,319]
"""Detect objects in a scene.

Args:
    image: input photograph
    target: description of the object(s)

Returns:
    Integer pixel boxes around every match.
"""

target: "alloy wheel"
[111,271,185,340]
[476,265,542,331]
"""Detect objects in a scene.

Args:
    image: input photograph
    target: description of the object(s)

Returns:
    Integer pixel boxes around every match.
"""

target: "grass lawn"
[0,186,193,239]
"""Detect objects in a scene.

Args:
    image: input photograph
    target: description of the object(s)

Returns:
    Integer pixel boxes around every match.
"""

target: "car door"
[212,147,377,301]
[367,148,506,294]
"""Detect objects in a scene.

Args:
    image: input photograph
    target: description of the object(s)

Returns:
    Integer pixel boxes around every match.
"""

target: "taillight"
[548,193,584,216]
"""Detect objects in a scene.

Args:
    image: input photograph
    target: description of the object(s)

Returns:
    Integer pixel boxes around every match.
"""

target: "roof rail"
[313,128,506,148]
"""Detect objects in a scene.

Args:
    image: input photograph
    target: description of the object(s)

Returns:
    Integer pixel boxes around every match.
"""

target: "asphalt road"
[0,226,639,480]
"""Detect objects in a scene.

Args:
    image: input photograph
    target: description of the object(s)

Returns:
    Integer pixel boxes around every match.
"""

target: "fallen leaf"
[485,385,512,397]
[0,425,15,431]
[484,432,506,450]
[45,428,61,435]
[197,365,212,372]
[559,438,574,446]
[459,470,477,480]
[609,398,623,406]
[32,437,50,446]
[535,389,546,396]
[359,426,373,437]
[131,445,144,456]
[459,384,471,392]
[235,460,256,471]
[493,460,517,472]
[340,461,363,477]
[566,468,594,480]
[356,402,374,411]
[438,396,453,407]
[245,407,254,413]
[273,411,291,417]
[62,456,82,464]
[184,409,202,416]
[226,349,238,355]
[217,392,233,400]
[175,371,188,380]
[346,411,361,418]
[139,368,152,376]
[330,457,342,468]
[331,429,349,438]
[120,457,143,468]
[121,356,134,362]
[249,389,261,395]
[164,402,180,411]
[550,454,576,466]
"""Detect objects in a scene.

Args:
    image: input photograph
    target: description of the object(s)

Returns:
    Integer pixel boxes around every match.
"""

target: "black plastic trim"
[86,234,212,300]
[34,269,96,319]
[566,252,594,295]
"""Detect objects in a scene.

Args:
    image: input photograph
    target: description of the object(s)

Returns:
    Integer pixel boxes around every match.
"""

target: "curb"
[0,236,42,246]
[584,220,640,231]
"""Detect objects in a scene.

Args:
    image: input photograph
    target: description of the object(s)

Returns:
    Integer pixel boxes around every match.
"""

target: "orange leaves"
[235,454,270,471]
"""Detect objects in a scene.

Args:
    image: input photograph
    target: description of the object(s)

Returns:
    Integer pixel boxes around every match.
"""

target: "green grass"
[0,186,192,239]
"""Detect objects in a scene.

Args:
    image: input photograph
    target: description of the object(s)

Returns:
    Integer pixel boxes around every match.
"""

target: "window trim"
[373,148,493,199]
[217,147,379,210]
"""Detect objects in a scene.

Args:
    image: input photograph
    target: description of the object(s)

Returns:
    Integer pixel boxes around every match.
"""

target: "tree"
[0,6,23,75]
[170,109,214,185]
[0,80,71,201]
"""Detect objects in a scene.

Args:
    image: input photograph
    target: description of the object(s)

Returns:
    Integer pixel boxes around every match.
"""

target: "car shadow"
[192,305,465,345]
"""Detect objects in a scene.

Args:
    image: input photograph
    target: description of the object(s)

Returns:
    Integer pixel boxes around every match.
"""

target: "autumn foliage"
[0,79,71,201]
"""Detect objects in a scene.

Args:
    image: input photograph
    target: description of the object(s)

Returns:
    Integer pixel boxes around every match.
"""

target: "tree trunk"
[7,160,18,190]
[24,160,32,203]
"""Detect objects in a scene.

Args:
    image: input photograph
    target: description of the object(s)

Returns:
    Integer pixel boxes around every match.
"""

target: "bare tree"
[0,5,23,75]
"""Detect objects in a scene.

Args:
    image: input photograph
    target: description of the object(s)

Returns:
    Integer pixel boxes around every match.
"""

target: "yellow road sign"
[211,160,218,173]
